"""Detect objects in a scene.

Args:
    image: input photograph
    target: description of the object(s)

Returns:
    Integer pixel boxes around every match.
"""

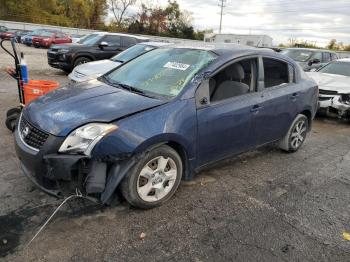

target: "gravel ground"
[0,45,350,261]
[0,43,52,73]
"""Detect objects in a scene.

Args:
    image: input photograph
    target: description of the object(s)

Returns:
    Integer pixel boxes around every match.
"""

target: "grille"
[319,96,332,101]
[319,89,338,95]
[19,116,49,150]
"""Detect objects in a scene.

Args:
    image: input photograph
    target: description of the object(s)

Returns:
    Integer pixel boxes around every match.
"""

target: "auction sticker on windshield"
[164,62,190,71]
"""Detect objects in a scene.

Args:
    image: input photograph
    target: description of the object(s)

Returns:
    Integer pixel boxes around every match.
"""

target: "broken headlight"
[340,94,350,105]
[59,123,118,155]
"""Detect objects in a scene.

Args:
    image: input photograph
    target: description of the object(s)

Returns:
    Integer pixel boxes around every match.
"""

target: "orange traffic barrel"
[23,80,59,104]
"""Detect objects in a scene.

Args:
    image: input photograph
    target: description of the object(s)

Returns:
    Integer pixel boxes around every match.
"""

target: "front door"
[96,35,122,59]
[196,57,261,166]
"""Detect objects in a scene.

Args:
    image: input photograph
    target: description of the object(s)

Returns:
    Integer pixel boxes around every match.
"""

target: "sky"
[125,0,350,47]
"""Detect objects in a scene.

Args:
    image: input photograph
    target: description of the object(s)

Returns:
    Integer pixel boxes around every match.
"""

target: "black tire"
[5,113,20,132]
[279,114,309,153]
[6,107,21,117]
[73,57,91,68]
[121,145,183,209]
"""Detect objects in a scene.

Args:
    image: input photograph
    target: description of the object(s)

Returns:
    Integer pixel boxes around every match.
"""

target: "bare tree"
[110,0,136,26]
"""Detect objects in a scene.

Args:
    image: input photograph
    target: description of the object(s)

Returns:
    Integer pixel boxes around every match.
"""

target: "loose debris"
[139,232,146,240]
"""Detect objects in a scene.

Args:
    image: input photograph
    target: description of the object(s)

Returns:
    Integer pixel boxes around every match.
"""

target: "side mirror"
[308,58,320,66]
[99,41,109,48]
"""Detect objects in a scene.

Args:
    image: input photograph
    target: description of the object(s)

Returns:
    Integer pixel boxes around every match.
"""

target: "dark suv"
[47,32,149,72]
[281,48,338,71]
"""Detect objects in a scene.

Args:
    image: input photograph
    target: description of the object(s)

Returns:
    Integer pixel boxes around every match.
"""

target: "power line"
[219,0,226,33]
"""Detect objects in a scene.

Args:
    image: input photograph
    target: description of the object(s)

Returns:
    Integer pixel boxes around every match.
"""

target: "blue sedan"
[14,44,318,208]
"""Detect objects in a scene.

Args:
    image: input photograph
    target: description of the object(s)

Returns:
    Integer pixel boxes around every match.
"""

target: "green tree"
[327,39,337,50]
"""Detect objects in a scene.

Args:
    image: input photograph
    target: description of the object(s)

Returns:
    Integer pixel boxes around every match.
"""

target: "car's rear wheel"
[279,114,308,152]
[121,145,183,209]
[73,57,91,68]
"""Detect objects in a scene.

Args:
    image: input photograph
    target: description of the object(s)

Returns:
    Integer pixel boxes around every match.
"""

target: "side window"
[323,52,331,63]
[263,58,289,88]
[121,36,137,47]
[331,53,338,61]
[56,33,63,38]
[313,52,322,61]
[210,58,257,102]
[103,35,121,46]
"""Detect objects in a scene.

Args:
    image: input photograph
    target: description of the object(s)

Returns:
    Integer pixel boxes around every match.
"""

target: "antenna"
[219,0,226,33]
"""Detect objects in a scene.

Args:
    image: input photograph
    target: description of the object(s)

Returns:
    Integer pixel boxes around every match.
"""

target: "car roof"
[162,42,275,56]
[283,47,337,53]
[337,58,350,63]
[92,32,149,40]
[138,41,173,47]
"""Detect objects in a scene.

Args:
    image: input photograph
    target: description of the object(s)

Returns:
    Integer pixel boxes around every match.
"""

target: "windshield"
[318,62,350,77]
[78,34,102,46]
[111,44,156,63]
[105,48,217,98]
[281,49,313,62]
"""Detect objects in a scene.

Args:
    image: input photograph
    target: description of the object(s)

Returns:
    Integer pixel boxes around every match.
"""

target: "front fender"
[91,99,197,162]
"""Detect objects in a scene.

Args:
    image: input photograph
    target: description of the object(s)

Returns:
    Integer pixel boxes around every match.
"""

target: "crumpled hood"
[307,72,350,93]
[74,60,121,77]
[23,80,166,137]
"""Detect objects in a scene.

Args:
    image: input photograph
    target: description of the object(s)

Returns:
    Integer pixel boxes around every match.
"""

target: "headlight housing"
[59,123,118,155]
[58,49,70,53]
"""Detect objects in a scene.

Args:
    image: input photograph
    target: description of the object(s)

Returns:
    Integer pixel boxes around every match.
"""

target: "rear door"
[253,57,298,145]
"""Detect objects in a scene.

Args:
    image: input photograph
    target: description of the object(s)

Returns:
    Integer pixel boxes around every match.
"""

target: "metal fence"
[0,20,202,44]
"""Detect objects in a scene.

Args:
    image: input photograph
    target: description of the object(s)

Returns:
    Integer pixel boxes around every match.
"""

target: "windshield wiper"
[117,83,150,96]
[100,77,166,100]
[111,59,124,63]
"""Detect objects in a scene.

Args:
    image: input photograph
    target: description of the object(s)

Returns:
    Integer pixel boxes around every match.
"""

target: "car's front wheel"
[73,57,91,68]
[121,145,183,209]
[279,114,309,152]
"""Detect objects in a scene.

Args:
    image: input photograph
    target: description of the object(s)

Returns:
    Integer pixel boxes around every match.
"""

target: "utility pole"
[219,0,226,34]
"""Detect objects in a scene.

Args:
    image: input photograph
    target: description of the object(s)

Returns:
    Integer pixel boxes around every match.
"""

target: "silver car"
[307,59,350,119]
[69,42,172,83]
[281,48,338,72]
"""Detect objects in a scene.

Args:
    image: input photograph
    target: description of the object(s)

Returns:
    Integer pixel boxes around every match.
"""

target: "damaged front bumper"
[14,124,136,204]
[318,92,350,118]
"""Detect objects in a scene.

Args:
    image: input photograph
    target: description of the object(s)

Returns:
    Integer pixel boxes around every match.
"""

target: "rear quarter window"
[121,36,137,47]
[103,35,121,46]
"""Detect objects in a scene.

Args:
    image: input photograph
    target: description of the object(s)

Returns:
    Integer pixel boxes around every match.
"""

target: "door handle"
[250,105,263,113]
[290,92,299,100]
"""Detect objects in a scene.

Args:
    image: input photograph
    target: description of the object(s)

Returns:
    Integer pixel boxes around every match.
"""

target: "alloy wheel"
[137,156,178,202]
[290,119,307,149]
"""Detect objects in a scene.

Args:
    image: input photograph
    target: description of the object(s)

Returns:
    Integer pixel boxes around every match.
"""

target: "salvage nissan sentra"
[14,44,319,209]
